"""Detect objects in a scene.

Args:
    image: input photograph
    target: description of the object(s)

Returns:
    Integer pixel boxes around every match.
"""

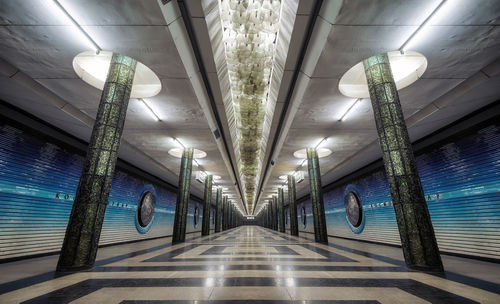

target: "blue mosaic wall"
[299,123,500,260]
[0,124,201,260]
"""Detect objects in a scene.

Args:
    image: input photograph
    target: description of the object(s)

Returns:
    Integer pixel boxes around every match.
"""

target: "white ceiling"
[0,0,499,214]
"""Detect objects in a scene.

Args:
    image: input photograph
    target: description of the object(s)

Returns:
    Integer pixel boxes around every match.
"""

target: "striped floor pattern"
[0,226,499,303]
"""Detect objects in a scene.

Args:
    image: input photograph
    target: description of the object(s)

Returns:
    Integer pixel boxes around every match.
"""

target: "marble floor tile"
[0,226,499,303]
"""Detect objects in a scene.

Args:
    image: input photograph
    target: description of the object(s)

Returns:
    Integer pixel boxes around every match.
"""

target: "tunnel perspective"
[0,0,500,303]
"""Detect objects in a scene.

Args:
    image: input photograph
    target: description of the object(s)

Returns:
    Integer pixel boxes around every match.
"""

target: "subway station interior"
[0,0,500,303]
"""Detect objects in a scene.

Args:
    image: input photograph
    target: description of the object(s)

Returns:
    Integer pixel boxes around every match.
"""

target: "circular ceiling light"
[293,148,332,159]
[73,51,162,98]
[168,148,207,159]
[338,50,427,99]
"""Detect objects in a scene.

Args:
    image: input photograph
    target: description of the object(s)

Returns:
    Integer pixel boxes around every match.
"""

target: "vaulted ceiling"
[0,0,499,215]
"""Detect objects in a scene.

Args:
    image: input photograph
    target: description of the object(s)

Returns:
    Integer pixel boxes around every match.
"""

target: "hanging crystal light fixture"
[219,0,282,213]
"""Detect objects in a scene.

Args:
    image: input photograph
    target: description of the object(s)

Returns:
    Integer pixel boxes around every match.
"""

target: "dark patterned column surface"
[215,187,222,233]
[272,195,278,231]
[288,174,299,236]
[57,53,137,271]
[222,196,228,231]
[278,188,285,233]
[265,204,269,228]
[172,148,194,244]
[229,200,233,229]
[363,52,443,272]
[266,201,269,228]
[307,148,328,244]
[201,175,213,236]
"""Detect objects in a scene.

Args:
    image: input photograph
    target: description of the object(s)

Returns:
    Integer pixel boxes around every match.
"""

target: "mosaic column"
[57,53,137,271]
[172,148,194,243]
[229,201,233,229]
[269,198,274,230]
[278,188,286,233]
[215,187,222,232]
[226,198,230,230]
[307,148,328,243]
[229,201,232,229]
[288,174,299,236]
[232,203,236,228]
[232,204,236,228]
[272,195,278,231]
[222,195,228,231]
[267,200,273,229]
[264,205,269,228]
[201,174,213,236]
[363,53,443,272]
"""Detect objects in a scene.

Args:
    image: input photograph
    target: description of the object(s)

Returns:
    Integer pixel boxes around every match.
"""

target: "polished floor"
[0,226,499,303]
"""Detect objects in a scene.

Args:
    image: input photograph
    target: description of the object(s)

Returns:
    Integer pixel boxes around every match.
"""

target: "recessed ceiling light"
[138,98,161,122]
[338,51,427,99]
[49,0,101,52]
[73,51,161,99]
[168,148,207,159]
[338,98,362,122]
[213,175,222,180]
[279,175,288,180]
[400,0,449,52]
[293,148,332,159]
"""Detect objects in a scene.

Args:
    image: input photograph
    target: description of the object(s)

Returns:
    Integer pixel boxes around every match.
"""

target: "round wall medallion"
[301,206,307,228]
[194,206,200,228]
[345,191,362,227]
[343,185,366,234]
[135,186,157,234]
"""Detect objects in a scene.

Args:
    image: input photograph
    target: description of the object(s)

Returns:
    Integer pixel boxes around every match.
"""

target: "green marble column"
[201,174,213,236]
[363,53,443,272]
[278,188,285,233]
[57,53,137,271]
[172,148,194,243]
[215,187,222,232]
[288,175,299,236]
[307,148,328,243]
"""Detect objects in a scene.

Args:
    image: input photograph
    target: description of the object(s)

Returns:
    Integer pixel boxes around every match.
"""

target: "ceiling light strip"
[52,0,102,53]
[338,98,362,122]
[315,137,328,149]
[139,98,162,122]
[399,0,447,52]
